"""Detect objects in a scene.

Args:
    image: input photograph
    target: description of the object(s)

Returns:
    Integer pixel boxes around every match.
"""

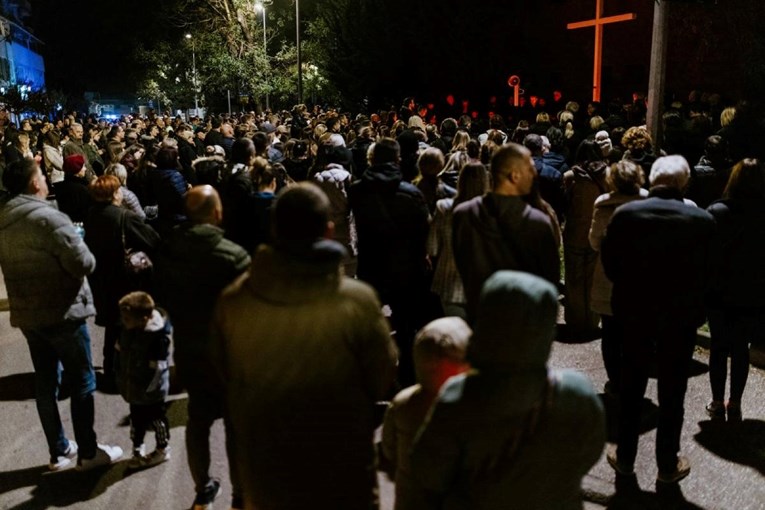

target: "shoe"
[127,445,146,469]
[726,401,743,423]
[606,445,634,476]
[76,444,124,471]
[141,447,171,467]
[49,440,78,471]
[604,380,620,397]
[705,400,725,420]
[657,456,691,483]
[192,479,222,510]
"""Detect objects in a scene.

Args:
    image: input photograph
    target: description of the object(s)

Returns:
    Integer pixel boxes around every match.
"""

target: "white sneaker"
[49,440,78,471]
[76,444,124,471]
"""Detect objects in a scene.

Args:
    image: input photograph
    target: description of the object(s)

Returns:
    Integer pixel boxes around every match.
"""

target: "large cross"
[567,0,636,102]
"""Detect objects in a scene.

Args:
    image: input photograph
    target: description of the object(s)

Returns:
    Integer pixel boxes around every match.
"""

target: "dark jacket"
[54,174,92,223]
[348,162,430,299]
[601,186,716,325]
[177,138,198,185]
[115,309,171,405]
[563,161,608,249]
[148,166,188,235]
[533,155,565,223]
[706,198,765,309]
[543,151,570,176]
[221,170,254,251]
[452,193,560,322]
[689,156,729,210]
[154,222,250,385]
[84,203,161,326]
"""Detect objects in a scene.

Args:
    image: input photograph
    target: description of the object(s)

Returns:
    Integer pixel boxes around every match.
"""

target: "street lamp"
[296,0,302,104]
[185,33,199,115]
[254,0,271,110]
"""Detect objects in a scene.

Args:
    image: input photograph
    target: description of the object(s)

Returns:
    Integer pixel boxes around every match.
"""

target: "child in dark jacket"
[116,291,172,469]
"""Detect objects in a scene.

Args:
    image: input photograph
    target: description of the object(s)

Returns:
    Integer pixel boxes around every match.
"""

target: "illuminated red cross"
[567,0,636,102]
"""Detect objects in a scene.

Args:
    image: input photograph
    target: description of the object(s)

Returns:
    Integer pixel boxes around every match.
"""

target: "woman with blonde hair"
[588,160,648,394]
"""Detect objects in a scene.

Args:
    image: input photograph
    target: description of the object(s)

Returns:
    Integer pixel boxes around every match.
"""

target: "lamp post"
[296,0,302,104]
[185,33,199,115]
[254,0,271,111]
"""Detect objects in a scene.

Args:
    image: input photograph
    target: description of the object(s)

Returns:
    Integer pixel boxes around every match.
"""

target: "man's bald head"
[185,185,223,225]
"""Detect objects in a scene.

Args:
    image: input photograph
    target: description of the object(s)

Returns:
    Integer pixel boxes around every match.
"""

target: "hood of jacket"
[360,162,403,192]
[573,160,608,183]
[543,151,567,170]
[314,164,351,184]
[462,270,558,413]
[247,239,347,306]
[468,270,558,373]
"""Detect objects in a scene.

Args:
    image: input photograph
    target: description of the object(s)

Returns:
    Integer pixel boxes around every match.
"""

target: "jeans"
[23,320,98,460]
[601,314,624,387]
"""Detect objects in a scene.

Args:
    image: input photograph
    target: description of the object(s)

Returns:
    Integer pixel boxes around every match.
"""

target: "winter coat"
[84,203,160,327]
[212,240,397,510]
[43,144,64,184]
[533,155,566,222]
[428,198,464,305]
[688,156,729,210]
[53,174,92,223]
[115,309,171,405]
[588,189,648,315]
[120,186,145,220]
[221,169,255,252]
[562,161,608,249]
[147,166,188,231]
[452,193,560,322]
[177,138,198,185]
[601,186,716,325]
[314,164,357,257]
[0,194,96,329]
[348,162,430,300]
[707,198,765,309]
[544,151,570,176]
[410,271,605,510]
[154,222,250,379]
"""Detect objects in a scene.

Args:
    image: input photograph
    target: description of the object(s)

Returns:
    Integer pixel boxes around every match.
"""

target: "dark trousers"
[179,360,242,499]
[601,314,624,387]
[617,316,696,474]
[708,309,756,403]
[389,289,433,388]
[130,402,169,450]
[103,322,121,379]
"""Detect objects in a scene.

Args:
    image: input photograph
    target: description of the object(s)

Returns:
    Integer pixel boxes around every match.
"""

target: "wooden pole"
[592,0,603,102]
[647,0,669,153]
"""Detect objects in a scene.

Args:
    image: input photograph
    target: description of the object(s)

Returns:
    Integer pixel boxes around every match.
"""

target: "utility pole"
[296,0,302,104]
[647,0,669,153]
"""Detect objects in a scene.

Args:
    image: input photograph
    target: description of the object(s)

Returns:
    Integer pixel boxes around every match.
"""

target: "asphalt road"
[1,271,764,510]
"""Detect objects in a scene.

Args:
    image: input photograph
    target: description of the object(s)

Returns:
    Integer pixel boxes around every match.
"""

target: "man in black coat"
[348,138,430,385]
[452,142,560,323]
[601,155,716,485]
[154,185,250,510]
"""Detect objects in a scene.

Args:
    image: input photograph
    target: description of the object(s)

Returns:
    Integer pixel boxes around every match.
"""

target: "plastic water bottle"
[73,222,85,239]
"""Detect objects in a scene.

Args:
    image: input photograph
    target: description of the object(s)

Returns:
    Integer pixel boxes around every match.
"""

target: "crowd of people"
[0,91,763,509]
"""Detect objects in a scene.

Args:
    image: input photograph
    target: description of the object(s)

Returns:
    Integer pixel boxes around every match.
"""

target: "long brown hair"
[724,158,765,200]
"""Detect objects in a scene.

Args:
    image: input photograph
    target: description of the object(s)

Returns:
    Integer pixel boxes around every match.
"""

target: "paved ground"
[1,271,764,509]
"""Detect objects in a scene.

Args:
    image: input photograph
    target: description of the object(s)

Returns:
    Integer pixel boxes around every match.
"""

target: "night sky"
[26,0,756,108]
